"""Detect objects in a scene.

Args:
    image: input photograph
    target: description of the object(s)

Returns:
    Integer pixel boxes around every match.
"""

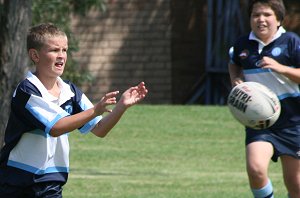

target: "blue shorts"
[0,182,63,198]
[245,126,300,162]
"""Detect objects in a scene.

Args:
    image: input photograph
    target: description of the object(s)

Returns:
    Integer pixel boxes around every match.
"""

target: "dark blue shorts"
[245,126,300,162]
[0,182,63,198]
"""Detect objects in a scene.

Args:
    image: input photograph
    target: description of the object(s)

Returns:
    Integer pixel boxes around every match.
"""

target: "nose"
[257,15,265,22]
[57,49,66,57]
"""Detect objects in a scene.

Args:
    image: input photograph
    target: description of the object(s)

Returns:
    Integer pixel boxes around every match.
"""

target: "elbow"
[92,123,109,138]
[49,130,61,137]
[92,128,108,138]
[93,132,107,138]
[50,127,64,137]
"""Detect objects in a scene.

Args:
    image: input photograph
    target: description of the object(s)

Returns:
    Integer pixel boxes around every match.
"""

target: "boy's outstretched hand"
[94,82,147,116]
[119,82,148,108]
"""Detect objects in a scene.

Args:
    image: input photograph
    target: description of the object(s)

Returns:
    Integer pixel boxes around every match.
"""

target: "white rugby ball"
[227,82,281,130]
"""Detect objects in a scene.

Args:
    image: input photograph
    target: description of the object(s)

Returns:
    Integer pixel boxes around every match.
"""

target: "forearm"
[279,66,300,84]
[259,56,300,83]
[91,103,127,137]
[50,107,98,137]
[228,63,244,86]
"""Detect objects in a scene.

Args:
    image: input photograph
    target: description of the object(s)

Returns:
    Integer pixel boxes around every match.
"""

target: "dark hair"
[27,23,67,51]
[248,0,286,22]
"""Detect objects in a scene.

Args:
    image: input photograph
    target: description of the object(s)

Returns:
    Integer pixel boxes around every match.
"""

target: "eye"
[264,13,273,17]
[251,13,260,18]
[51,48,60,52]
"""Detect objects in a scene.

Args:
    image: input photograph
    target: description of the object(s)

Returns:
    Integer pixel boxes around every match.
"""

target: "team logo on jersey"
[271,47,281,57]
[64,105,73,114]
[239,50,249,59]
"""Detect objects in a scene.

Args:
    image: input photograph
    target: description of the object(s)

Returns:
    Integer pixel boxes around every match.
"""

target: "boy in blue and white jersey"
[228,0,300,198]
[0,23,148,197]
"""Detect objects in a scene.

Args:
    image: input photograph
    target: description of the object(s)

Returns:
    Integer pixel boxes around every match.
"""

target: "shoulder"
[282,31,299,38]
[17,79,42,97]
[60,80,85,103]
[280,32,300,43]
[278,32,300,53]
[234,34,250,45]
[232,34,255,57]
[62,80,83,95]
[233,33,257,51]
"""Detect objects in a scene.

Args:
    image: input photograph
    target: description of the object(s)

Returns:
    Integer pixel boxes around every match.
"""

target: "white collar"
[26,71,74,105]
[249,26,286,46]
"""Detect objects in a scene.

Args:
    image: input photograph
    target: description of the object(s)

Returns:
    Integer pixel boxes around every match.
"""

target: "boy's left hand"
[119,82,148,108]
[259,56,286,73]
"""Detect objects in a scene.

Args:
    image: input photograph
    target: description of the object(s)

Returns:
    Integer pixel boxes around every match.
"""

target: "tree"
[0,0,106,148]
[0,0,32,148]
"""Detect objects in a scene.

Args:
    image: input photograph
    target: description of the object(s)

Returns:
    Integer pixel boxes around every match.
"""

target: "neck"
[34,72,61,97]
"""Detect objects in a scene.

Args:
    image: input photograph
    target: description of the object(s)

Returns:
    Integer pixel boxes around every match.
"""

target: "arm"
[91,82,148,137]
[228,46,244,87]
[259,56,300,84]
[50,91,119,137]
[228,62,244,87]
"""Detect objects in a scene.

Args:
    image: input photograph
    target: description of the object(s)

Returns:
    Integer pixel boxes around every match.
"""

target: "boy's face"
[250,3,280,44]
[34,35,68,79]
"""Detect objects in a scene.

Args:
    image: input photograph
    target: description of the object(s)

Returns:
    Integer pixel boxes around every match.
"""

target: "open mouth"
[257,24,267,30]
[55,62,64,68]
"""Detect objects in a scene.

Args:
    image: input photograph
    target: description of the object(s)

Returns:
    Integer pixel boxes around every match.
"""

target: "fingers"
[103,91,119,98]
[259,56,278,68]
[102,91,119,103]
[231,78,243,87]
[136,82,148,95]
[94,91,120,115]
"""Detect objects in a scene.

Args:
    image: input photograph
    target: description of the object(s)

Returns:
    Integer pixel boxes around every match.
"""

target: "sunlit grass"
[63,105,286,198]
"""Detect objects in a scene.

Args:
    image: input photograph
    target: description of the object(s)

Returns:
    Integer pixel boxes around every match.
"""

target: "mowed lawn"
[63,105,286,198]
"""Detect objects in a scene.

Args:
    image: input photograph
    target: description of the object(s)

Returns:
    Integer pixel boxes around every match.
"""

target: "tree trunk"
[0,0,32,148]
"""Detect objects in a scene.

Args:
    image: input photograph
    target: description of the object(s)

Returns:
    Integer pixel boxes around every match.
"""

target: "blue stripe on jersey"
[25,94,70,134]
[243,67,300,100]
[7,132,70,175]
[0,72,101,185]
[80,116,102,134]
[231,31,300,128]
[7,160,69,174]
[243,68,271,74]
[278,92,300,100]
[78,93,102,134]
[244,67,296,75]
[46,113,69,134]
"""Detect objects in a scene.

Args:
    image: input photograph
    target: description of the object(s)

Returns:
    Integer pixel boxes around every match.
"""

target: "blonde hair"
[27,23,67,51]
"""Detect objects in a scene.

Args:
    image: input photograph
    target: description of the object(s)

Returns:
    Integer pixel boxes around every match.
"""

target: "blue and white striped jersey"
[231,27,300,129]
[0,71,101,185]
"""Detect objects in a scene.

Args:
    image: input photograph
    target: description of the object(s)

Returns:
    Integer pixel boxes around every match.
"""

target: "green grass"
[63,105,286,198]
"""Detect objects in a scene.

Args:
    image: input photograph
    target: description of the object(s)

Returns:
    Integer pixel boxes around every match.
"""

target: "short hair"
[248,0,286,22]
[27,23,67,51]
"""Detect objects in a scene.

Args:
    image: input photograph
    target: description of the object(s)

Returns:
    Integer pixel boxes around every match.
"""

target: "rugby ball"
[227,82,281,130]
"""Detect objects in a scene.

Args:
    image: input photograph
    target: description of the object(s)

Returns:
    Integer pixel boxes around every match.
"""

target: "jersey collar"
[26,71,75,105]
[249,26,286,53]
[249,26,286,45]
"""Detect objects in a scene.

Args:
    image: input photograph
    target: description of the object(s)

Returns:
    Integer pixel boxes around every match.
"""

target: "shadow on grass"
[70,168,172,178]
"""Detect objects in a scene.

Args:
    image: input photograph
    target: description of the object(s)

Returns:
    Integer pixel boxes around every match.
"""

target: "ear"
[28,49,39,63]
[277,20,281,27]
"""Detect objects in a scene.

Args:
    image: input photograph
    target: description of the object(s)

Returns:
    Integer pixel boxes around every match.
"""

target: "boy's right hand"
[231,77,244,87]
[94,91,119,115]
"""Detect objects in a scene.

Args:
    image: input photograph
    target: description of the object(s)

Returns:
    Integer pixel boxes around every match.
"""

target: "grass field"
[63,105,286,198]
